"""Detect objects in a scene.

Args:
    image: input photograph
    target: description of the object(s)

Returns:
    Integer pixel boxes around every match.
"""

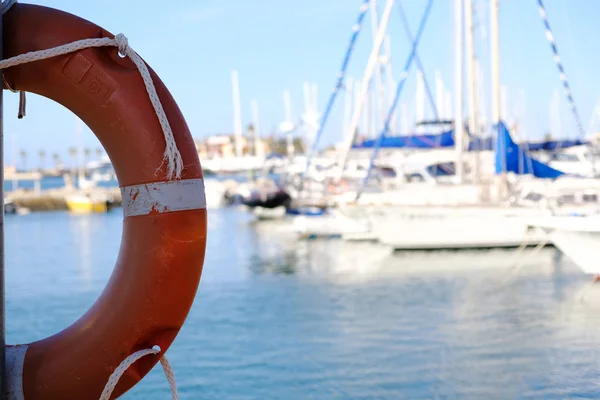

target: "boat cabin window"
[426,162,456,177]
[405,173,425,182]
[583,193,598,203]
[523,192,543,202]
[377,167,397,178]
[557,194,576,204]
[551,153,579,162]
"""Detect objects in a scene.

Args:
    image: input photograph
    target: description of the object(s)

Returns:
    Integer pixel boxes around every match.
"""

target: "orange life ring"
[3,3,207,399]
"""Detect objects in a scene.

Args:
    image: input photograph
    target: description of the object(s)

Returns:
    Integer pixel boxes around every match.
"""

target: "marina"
[1,0,600,398]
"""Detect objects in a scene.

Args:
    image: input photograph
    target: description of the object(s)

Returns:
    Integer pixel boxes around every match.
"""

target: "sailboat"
[64,120,114,213]
[280,0,600,246]
[64,171,113,213]
[201,70,266,174]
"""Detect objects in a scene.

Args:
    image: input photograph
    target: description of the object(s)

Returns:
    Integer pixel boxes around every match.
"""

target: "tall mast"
[490,0,506,193]
[465,0,478,133]
[416,71,425,134]
[343,77,354,140]
[465,0,480,183]
[369,0,386,135]
[435,70,445,131]
[383,35,396,131]
[490,0,500,124]
[231,70,243,157]
[250,99,261,158]
[454,0,465,183]
[335,0,395,180]
[283,90,294,157]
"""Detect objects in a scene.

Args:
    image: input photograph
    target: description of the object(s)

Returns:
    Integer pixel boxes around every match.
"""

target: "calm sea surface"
[5,205,600,399]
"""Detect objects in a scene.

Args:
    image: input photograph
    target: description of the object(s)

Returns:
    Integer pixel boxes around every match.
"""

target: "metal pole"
[231,70,243,158]
[0,0,6,397]
[490,0,500,124]
[335,0,395,181]
[454,0,465,184]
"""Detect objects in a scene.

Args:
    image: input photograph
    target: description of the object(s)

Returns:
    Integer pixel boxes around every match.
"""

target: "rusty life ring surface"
[2,3,207,399]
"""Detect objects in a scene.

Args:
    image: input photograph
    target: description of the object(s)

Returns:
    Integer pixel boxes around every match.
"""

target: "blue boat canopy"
[494,121,564,179]
[352,129,455,149]
[352,127,587,153]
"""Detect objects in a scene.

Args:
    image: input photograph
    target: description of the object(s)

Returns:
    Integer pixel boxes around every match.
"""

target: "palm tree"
[246,123,256,155]
[68,147,78,172]
[38,149,46,171]
[83,148,91,171]
[52,153,61,170]
[19,150,27,171]
[95,147,103,160]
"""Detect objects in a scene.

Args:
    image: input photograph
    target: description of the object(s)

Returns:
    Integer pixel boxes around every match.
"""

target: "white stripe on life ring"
[6,344,27,400]
[121,178,206,217]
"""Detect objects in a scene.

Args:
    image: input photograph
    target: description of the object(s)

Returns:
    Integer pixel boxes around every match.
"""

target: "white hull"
[529,216,600,275]
[292,209,371,239]
[204,179,226,209]
[370,206,549,250]
[289,204,551,249]
[252,206,287,221]
[202,156,265,174]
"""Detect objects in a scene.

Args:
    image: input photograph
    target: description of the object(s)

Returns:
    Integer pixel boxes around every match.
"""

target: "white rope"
[0,34,183,180]
[99,345,178,400]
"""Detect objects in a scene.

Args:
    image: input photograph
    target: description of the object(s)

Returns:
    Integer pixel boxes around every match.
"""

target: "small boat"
[292,208,372,240]
[252,206,287,221]
[528,214,600,276]
[65,193,114,214]
[4,199,17,215]
[242,189,292,210]
[4,198,31,215]
[285,206,326,217]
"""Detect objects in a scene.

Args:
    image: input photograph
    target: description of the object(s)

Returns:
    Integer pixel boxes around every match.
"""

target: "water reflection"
[8,207,600,399]
[247,218,393,282]
[70,214,93,288]
[243,215,573,286]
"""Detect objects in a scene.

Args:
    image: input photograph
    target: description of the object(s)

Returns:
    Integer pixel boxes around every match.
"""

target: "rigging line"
[301,0,371,185]
[536,0,585,138]
[356,0,436,201]
[396,0,440,122]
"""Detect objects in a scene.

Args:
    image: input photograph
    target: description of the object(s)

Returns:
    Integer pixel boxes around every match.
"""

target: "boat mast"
[383,35,396,131]
[490,0,500,128]
[343,76,354,141]
[250,99,261,158]
[454,0,465,184]
[303,82,312,155]
[465,0,480,184]
[369,0,386,136]
[335,0,395,181]
[416,71,425,134]
[283,90,294,158]
[231,70,243,158]
[490,0,503,188]
[435,70,444,131]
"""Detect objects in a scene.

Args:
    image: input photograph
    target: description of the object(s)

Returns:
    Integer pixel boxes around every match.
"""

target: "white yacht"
[528,215,600,276]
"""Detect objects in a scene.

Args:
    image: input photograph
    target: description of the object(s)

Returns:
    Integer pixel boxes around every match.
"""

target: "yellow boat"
[65,193,110,214]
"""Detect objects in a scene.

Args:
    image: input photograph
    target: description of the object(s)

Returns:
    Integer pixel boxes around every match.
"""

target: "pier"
[7,187,122,212]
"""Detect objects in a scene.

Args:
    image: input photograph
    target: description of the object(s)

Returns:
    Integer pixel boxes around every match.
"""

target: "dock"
[7,187,122,212]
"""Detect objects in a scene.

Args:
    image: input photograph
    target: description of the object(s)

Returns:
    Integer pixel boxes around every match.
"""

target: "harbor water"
[6,206,600,399]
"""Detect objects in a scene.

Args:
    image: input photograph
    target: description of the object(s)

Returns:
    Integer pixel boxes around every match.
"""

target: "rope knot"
[114,33,129,57]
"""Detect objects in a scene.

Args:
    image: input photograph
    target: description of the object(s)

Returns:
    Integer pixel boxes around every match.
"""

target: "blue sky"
[3,0,600,167]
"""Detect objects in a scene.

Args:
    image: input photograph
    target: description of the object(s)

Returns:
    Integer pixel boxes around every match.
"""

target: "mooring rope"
[99,346,178,400]
[0,33,183,180]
